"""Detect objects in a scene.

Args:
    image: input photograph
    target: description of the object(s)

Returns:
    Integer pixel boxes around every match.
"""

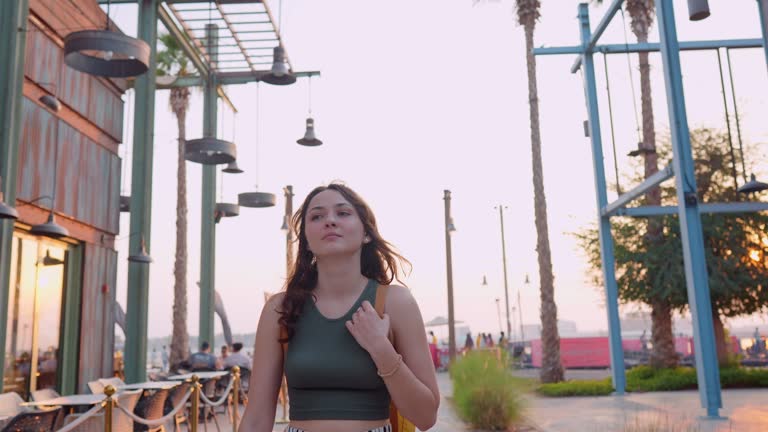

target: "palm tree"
[596,0,678,368]
[515,0,564,383]
[157,33,193,369]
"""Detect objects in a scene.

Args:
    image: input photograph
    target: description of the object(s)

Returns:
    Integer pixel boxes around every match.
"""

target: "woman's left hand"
[345,300,390,353]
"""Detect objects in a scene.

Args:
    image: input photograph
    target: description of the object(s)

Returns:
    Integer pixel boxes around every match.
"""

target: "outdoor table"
[21,394,106,407]
[168,371,228,381]
[117,381,180,391]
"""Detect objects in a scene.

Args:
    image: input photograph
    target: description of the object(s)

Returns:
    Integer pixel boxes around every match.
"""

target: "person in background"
[428,331,437,346]
[498,331,508,349]
[427,331,439,369]
[217,344,230,370]
[188,341,218,371]
[476,332,483,349]
[224,342,252,370]
[463,333,474,353]
[161,345,169,372]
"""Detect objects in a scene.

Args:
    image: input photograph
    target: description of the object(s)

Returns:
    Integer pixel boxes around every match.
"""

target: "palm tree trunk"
[524,23,564,384]
[629,0,679,369]
[711,309,729,366]
[169,88,190,369]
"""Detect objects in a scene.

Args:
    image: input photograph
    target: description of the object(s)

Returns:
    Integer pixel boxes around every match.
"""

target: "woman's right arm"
[238,293,285,432]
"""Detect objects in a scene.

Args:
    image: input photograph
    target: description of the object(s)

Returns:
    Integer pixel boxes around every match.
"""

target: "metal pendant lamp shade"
[30,211,69,239]
[238,191,276,208]
[0,182,19,220]
[128,237,152,264]
[297,117,323,146]
[119,195,130,212]
[185,137,237,165]
[262,46,296,86]
[215,203,240,218]
[39,95,61,112]
[687,0,710,21]
[222,160,244,174]
[63,30,150,78]
[738,173,768,194]
[39,250,64,267]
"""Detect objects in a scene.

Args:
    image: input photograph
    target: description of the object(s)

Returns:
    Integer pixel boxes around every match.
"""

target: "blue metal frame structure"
[535,0,768,418]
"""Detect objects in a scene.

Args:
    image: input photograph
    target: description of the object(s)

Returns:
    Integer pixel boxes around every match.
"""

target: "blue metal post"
[758,0,768,74]
[199,24,219,348]
[0,0,29,381]
[125,0,158,383]
[577,3,626,395]
[656,0,722,418]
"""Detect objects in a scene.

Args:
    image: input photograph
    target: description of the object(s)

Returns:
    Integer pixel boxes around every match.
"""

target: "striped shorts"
[286,425,392,432]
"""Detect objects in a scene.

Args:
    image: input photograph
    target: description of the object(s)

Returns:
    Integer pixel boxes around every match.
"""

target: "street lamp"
[495,298,503,334]
[494,205,512,339]
[444,190,457,362]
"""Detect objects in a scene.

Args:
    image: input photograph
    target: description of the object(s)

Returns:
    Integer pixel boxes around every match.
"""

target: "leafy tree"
[576,128,768,365]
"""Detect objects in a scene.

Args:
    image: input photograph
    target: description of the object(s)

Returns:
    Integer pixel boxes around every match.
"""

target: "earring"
[363,236,371,244]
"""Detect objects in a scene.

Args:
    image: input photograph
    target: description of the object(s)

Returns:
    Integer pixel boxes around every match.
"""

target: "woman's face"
[304,189,367,259]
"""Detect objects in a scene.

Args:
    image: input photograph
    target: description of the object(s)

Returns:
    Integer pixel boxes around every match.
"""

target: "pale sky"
[106,1,768,341]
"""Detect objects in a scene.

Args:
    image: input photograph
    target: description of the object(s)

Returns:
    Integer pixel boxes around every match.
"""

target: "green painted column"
[198,23,219,348]
[125,0,158,383]
[0,0,29,382]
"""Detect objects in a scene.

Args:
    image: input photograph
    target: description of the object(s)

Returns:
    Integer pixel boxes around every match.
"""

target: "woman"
[239,183,440,432]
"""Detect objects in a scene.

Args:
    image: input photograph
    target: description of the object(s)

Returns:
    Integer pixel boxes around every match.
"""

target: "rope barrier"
[54,402,106,432]
[199,377,235,407]
[114,388,193,427]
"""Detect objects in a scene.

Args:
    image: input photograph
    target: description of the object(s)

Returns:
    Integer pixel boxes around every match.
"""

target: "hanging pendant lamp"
[262,46,296,86]
[238,191,276,208]
[215,203,240,223]
[184,137,237,165]
[0,177,19,220]
[738,174,768,195]
[687,0,711,21]
[128,236,152,263]
[39,250,64,267]
[297,117,323,146]
[63,30,150,78]
[30,211,69,239]
[223,161,244,174]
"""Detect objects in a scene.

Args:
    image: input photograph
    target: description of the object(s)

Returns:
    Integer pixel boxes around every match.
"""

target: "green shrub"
[449,350,525,430]
[626,366,698,392]
[719,367,768,388]
[537,378,614,397]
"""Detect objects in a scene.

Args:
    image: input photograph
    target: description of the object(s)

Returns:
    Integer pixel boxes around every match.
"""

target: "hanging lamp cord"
[603,54,622,195]
[725,49,748,183]
[620,8,642,145]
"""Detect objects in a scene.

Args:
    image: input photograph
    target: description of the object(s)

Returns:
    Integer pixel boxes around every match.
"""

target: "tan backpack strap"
[280,325,288,359]
[374,283,389,317]
[375,283,396,345]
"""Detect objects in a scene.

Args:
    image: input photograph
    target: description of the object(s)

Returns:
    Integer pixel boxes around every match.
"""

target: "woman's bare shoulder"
[262,291,286,317]
[384,284,419,312]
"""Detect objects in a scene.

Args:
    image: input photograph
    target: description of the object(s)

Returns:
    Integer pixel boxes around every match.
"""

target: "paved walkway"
[219,370,768,432]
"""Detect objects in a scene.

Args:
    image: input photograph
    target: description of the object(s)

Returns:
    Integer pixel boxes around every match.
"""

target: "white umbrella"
[424,316,465,327]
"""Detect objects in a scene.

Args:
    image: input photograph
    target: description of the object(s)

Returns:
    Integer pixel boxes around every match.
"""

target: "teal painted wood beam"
[0,0,29,381]
[199,24,219,349]
[125,0,159,384]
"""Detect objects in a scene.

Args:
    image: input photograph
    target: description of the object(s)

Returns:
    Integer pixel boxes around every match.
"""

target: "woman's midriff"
[289,418,390,432]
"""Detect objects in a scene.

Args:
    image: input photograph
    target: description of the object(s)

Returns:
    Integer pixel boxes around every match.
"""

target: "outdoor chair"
[0,392,28,418]
[98,377,126,389]
[29,390,59,403]
[163,382,190,432]
[133,388,170,432]
[0,407,60,432]
[87,381,105,395]
[62,389,142,432]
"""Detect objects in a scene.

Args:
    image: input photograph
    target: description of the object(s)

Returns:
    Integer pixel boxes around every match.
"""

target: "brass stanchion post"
[191,375,200,432]
[104,385,116,432]
[232,366,240,432]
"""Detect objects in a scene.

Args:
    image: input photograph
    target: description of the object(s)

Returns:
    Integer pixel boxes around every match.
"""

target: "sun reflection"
[749,249,761,262]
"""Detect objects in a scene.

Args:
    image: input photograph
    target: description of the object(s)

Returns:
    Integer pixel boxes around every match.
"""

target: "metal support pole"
[104,385,116,432]
[758,0,768,74]
[577,3,626,395]
[125,0,158,383]
[190,376,200,432]
[231,366,240,432]
[497,206,512,339]
[0,0,29,380]
[199,23,219,348]
[656,0,722,418]
[443,190,456,362]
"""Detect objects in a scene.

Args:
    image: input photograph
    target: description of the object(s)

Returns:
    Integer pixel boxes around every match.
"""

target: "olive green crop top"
[284,279,391,420]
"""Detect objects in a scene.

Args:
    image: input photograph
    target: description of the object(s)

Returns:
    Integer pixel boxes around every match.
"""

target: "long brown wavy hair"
[278,183,411,342]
